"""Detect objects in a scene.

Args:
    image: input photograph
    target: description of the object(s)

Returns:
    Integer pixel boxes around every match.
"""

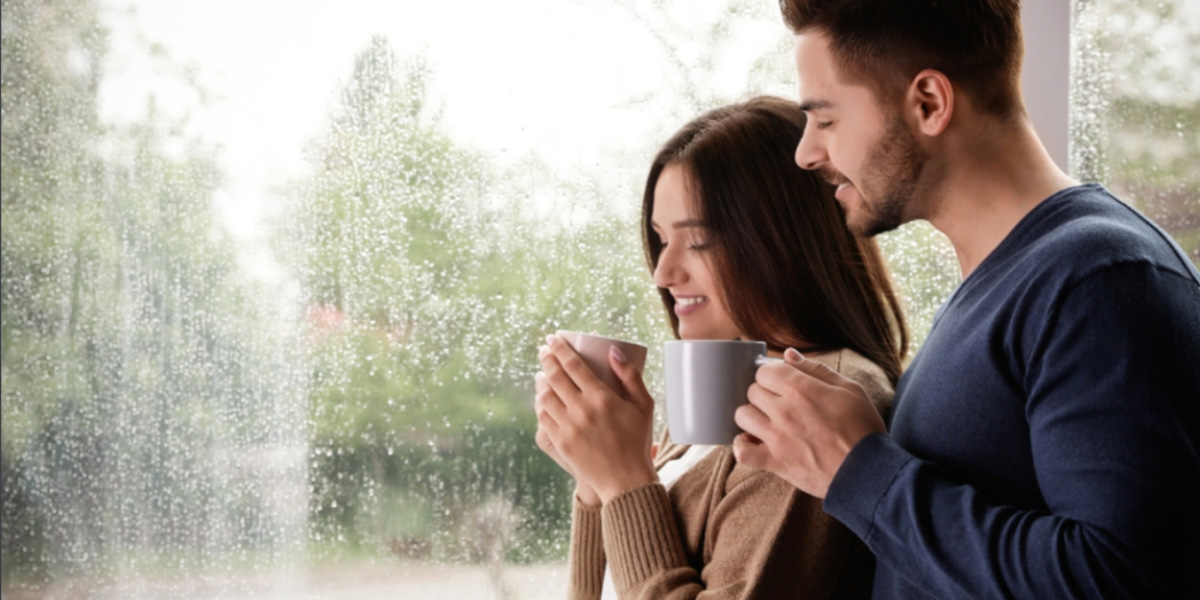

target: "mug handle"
[754,355,782,368]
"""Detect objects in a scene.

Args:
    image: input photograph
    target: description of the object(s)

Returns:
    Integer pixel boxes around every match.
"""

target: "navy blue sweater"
[825,184,1200,598]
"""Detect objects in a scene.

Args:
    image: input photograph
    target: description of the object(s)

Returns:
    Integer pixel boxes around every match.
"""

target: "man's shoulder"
[1003,184,1198,286]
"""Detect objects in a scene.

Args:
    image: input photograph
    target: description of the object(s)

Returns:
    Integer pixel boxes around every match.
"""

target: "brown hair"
[780,0,1024,119]
[642,96,909,384]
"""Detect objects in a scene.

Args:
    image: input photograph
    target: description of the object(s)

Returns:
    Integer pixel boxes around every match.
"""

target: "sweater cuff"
[569,495,606,598]
[824,433,914,542]
[600,482,688,594]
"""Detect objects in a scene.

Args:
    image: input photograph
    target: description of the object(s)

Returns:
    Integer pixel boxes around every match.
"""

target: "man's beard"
[824,114,928,238]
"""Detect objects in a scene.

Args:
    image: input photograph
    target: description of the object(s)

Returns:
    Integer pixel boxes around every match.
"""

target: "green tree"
[280,34,671,564]
[2,0,301,588]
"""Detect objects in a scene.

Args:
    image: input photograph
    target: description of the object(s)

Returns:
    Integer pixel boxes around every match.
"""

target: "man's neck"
[923,119,1079,278]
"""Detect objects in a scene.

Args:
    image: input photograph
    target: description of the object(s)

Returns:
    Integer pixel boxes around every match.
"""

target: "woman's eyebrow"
[672,218,706,229]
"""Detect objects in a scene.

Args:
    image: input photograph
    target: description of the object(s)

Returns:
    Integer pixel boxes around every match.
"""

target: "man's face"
[792,32,927,237]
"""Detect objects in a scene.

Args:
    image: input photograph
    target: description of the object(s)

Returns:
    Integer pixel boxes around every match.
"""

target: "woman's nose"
[653,246,682,288]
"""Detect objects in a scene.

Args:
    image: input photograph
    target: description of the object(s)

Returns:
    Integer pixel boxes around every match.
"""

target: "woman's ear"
[907,69,954,137]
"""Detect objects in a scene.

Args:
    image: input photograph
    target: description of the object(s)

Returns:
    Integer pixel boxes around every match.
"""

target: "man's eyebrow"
[798,100,832,112]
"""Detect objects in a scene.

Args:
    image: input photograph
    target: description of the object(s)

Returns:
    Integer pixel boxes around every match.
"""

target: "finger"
[534,386,547,413]
[784,348,859,391]
[734,402,774,441]
[539,346,582,399]
[534,371,549,395]
[745,381,786,422]
[747,380,781,405]
[609,346,653,411]
[535,427,555,454]
[754,359,834,400]
[732,432,770,469]
[536,427,567,469]
[537,403,560,437]
[546,335,606,393]
[537,387,568,423]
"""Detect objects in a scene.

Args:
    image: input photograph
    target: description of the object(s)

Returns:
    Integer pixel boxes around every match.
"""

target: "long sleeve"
[826,262,1200,598]
[601,466,870,599]
[568,495,606,600]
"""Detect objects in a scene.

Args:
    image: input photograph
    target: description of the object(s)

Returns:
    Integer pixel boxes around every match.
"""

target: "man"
[733,1,1200,598]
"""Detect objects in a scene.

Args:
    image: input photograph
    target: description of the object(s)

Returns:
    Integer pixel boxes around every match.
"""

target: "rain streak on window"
[1,0,1196,597]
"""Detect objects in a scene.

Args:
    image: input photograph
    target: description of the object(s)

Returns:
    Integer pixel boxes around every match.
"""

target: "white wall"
[1020,1,1071,171]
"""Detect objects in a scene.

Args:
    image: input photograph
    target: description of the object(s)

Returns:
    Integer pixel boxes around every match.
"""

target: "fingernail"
[785,348,803,362]
[609,345,627,364]
[537,345,548,358]
[545,334,557,346]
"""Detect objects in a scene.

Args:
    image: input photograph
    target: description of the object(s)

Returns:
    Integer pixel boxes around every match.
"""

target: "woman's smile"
[674,295,709,317]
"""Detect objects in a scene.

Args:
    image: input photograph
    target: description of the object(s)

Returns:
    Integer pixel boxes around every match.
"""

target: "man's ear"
[906,69,953,137]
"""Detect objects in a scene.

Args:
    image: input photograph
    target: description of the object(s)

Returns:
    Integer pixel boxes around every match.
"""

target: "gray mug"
[664,340,780,445]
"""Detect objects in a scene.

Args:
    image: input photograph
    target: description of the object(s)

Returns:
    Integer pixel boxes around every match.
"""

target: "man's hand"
[732,349,884,498]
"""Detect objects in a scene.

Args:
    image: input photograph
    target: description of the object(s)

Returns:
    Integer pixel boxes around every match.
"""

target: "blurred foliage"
[1076,0,1200,264]
[277,36,666,564]
[1,0,1197,593]
[2,0,304,588]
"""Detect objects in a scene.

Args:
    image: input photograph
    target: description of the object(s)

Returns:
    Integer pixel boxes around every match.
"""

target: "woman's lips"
[674,295,708,317]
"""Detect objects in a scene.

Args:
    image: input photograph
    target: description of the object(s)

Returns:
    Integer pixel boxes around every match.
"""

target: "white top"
[600,444,717,600]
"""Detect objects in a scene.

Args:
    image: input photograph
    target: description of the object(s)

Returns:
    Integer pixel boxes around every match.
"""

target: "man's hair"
[780,0,1024,118]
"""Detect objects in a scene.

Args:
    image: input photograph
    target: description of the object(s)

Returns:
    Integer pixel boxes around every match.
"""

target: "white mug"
[664,340,778,444]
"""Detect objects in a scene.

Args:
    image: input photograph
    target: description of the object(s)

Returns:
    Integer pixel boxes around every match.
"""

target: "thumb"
[784,348,854,390]
[609,345,653,409]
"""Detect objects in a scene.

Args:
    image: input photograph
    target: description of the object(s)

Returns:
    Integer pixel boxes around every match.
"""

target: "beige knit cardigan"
[566,348,894,600]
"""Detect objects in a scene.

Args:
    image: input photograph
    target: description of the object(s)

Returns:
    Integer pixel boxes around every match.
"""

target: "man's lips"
[834,181,853,202]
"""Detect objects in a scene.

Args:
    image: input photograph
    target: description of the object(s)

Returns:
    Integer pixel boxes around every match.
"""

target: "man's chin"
[847,208,902,238]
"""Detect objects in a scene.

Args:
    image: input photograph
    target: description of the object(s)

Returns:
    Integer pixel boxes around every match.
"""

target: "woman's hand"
[534,373,601,506]
[537,334,658,504]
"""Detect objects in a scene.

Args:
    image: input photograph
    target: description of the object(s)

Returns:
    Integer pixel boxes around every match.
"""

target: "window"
[2,0,1196,597]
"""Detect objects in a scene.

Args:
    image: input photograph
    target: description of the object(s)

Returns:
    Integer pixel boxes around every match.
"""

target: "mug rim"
[664,339,766,346]
[555,330,647,350]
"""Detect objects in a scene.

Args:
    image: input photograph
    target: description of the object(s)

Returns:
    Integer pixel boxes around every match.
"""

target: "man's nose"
[795,130,825,171]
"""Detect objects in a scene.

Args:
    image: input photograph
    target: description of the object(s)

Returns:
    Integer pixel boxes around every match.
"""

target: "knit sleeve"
[826,263,1200,598]
[601,473,871,599]
[568,495,606,600]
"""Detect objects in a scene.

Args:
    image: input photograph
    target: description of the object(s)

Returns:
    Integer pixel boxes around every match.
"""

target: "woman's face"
[651,164,745,341]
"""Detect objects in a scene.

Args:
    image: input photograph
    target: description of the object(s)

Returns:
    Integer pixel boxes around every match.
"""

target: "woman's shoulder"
[809,348,894,412]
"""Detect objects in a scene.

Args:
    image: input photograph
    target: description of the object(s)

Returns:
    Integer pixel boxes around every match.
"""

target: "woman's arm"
[567,496,606,600]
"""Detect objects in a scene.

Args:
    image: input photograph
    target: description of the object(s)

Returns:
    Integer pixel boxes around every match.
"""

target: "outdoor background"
[2,0,1197,598]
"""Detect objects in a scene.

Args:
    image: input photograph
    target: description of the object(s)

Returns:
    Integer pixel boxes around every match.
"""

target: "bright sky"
[96,0,1198,255]
[98,0,786,244]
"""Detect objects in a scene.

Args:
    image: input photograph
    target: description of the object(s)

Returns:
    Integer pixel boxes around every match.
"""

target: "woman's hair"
[642,95,909,383]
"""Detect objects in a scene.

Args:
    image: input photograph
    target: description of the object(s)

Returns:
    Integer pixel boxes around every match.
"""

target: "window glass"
[2,0,1195,597]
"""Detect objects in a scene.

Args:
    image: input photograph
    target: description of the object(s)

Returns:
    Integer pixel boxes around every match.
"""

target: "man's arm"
[823,263,1200,598]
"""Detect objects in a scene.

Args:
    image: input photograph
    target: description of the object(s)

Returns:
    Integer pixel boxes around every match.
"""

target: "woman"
[535,95,908,599]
